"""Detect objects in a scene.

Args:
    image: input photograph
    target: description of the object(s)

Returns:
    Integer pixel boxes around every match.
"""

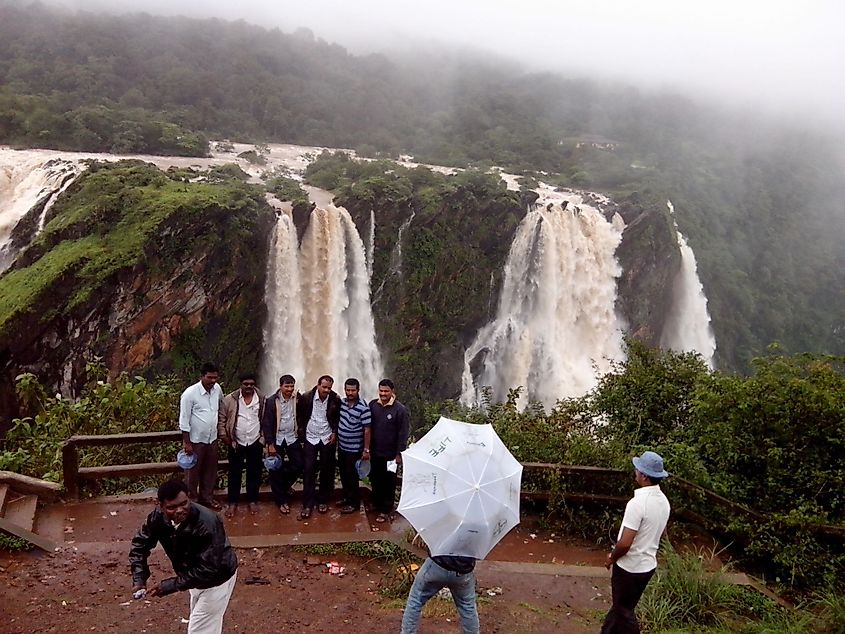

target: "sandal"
[375,513,388,523]
[279,504,290,515]
[298,508,312,521]
[318,504,328,514]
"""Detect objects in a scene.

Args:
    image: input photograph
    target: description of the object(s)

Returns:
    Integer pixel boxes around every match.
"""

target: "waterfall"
[461,195,627,409]
[372,210,415,304]
[366,208,375,281]
[0,154,82,272]
[660,201,716,367]
[260,210,305,390]
[261,204,383,396]
[393,210,415,280]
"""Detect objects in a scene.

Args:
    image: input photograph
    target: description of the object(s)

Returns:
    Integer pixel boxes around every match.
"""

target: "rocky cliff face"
[0,161,274,432]
[0,156,681,433]
[614,193,681,346]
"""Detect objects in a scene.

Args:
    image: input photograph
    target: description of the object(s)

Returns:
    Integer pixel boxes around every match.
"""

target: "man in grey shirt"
[179,362,224,510]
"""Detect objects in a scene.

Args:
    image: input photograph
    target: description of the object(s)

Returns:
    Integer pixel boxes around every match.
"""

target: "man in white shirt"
[179,363,224,510]
[218,373,265,518]
[296,375,341,519]
[602,450,671,634]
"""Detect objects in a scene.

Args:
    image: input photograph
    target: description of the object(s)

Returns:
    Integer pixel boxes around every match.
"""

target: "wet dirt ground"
[0,542,610,633]
[2,493,614,633]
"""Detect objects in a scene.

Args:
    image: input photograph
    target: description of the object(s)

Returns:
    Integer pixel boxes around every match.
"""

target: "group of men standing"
[178,362,410,524]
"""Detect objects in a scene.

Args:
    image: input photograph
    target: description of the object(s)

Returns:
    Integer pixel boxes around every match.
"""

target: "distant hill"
[1,2,843,369]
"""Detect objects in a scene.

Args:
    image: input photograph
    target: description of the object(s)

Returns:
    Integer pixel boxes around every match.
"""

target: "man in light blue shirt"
[179,362,224,510]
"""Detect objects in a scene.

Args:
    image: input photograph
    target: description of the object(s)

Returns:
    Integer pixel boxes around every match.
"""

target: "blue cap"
[632,451,669,479]
[177,450,197,470]
[263,455,283,471]
[355,459,371,479]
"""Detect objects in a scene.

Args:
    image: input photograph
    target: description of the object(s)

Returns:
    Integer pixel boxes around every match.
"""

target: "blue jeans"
[400,558,480,634]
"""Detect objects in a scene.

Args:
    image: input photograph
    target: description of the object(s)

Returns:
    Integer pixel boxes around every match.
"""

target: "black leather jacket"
[129,502,238,595]
[296,387,341,440]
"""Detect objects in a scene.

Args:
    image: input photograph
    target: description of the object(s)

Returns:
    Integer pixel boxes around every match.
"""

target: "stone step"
[2,493,38,533]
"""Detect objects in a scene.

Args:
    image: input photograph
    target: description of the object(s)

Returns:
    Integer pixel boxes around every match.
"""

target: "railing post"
[62,439,80,500]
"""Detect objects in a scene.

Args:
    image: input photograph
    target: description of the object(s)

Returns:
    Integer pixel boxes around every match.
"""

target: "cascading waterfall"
[660,200,716,367]
[366,208,375,280]
[372,210,415,304]
[261,204,383,396]
[37,163,80,232]
[260,210,305,390]
[0,154,82,272]
[461,194,627,409]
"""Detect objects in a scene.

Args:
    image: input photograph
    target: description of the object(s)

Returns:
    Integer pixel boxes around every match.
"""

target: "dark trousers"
[185,441,218,504]
[226,440,263,504]
[338,448,363,507]
[302,440,336,509]
[268,439,304,505]
[600,563,655,634]
[370,455,397,514]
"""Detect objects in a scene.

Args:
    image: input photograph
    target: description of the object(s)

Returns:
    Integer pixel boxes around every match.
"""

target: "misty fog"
[43,0,845,131]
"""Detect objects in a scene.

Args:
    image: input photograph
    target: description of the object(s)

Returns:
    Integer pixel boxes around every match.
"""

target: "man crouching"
[129,478,238,633]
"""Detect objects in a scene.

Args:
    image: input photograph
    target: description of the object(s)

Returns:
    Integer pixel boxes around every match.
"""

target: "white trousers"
[187,571,237,634]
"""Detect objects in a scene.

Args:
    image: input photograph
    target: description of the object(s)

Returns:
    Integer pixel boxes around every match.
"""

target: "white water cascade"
[260,210,305,387]
[366,208,375,280]
[372,210,415,304]
[0,152,82,272]
[461,192,627,409]
[660,201,716,367]
[261,204,383,396]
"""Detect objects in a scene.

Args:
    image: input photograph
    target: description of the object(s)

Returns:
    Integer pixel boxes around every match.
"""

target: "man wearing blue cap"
[602,450,671,634]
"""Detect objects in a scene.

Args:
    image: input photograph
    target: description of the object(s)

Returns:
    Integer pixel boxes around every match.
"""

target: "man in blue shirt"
[337,377,371,514]
[179,363,224,510]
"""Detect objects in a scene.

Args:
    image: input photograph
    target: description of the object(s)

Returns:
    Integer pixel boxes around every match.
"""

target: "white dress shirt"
[178,381,222,443]
[235,391,261,446]
[306,391,332,445]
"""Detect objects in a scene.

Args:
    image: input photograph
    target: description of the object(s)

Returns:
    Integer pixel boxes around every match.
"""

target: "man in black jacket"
[261,374,304,515]
[129,479,238,633]
[296,375,341,519]
[369,378,410,523]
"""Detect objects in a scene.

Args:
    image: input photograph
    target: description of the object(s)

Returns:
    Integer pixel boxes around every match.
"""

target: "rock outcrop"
[614,192,681,346]
[0,161,274,433]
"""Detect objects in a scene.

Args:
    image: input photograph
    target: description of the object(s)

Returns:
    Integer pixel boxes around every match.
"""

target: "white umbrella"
[397,416,523,559]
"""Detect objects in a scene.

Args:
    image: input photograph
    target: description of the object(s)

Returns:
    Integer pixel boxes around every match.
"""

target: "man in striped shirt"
[337,378,371,514]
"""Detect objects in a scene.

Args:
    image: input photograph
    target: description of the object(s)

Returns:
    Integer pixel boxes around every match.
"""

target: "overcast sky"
[57,0,845,127]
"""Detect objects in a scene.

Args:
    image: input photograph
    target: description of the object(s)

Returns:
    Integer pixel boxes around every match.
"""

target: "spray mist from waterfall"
[261,205,383,397]
[461,194,627,409]
[660,201,717,367]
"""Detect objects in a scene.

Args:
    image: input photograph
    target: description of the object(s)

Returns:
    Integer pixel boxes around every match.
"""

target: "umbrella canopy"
[398,416,522,559]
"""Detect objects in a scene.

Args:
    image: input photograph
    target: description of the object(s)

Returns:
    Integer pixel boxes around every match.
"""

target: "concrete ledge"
[0,471,62,502]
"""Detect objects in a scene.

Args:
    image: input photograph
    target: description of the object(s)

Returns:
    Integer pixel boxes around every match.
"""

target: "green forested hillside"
[1,2,843,369]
